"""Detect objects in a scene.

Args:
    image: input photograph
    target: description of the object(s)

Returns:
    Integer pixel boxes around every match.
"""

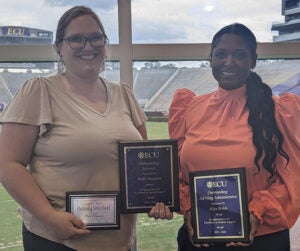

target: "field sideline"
[0,122,183,251]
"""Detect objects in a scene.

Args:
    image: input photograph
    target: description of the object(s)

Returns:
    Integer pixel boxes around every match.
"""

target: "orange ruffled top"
[168,85,300,236]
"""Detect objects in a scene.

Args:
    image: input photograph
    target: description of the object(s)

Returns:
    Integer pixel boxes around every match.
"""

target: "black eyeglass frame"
[62,34,107,49]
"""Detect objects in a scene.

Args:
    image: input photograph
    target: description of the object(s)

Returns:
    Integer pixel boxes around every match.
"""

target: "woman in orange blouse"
[169,23,300,251]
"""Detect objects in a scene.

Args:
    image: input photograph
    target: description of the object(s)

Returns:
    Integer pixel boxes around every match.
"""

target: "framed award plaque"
[66,191,120,230]
[189,167,250,243]
[118,139,179,213]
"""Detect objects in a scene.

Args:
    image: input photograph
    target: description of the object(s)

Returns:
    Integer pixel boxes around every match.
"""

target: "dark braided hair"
[211,23,289,178]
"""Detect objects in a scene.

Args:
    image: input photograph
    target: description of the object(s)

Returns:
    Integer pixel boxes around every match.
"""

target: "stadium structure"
[0,26,54,69]
[271,0,300,41]
[0,23,299,118]
[0,26,54,111]
[0,26,52,44]
[1,58,299,116]
[103,61,295,120]
[0,25,54,69]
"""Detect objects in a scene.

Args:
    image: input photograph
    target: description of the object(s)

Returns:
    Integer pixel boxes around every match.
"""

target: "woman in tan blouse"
[0,5,172,251]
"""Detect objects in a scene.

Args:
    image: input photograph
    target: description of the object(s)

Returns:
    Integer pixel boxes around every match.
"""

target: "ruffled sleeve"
[249,93,300,230]
[0,77,53,136]
[168,88,196,214]
[120,83,147,128]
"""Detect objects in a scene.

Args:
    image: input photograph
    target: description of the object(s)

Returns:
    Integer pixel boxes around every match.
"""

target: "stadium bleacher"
[0,74,12,105]
[133,68,177,100]
[255,60,300,88]
[0,60,299,116]
[145,67,218,111]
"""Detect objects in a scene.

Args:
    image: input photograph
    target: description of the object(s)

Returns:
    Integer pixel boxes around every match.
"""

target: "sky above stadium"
[0,0,284,44]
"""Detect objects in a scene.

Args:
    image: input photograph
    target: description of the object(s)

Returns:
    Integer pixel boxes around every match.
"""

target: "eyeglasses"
[63,33,107,49]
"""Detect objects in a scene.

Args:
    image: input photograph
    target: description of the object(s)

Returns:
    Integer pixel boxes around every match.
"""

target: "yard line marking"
[0,199,14,203]
[0,244,22,249]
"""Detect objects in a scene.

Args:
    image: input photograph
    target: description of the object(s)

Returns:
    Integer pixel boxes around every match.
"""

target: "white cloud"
[203,5,215,12]
[131,0,284,43]
[0,0,285,43]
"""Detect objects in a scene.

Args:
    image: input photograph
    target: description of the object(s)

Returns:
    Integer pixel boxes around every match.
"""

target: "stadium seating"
[0,60,299,117]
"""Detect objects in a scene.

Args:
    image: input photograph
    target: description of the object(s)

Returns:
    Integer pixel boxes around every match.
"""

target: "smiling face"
[58,14,106,79]
[210,34,256,90]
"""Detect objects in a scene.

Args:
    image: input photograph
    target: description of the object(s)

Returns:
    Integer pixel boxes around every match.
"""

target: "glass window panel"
[132,0,285,43]
[132,59,300,111]
[101,61,120,81]
[0,61,119,112]
[0,62,55,111]
[0,0,118,44]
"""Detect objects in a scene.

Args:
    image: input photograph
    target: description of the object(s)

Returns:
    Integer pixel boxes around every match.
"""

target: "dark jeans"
[23,223,134,251]
[177,224,290,251]
[23,224,76,251]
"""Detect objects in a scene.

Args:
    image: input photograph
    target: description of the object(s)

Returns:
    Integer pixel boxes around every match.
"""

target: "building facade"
[272,0,300,42]
[0,26,52,45]
[0,26,54,69]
